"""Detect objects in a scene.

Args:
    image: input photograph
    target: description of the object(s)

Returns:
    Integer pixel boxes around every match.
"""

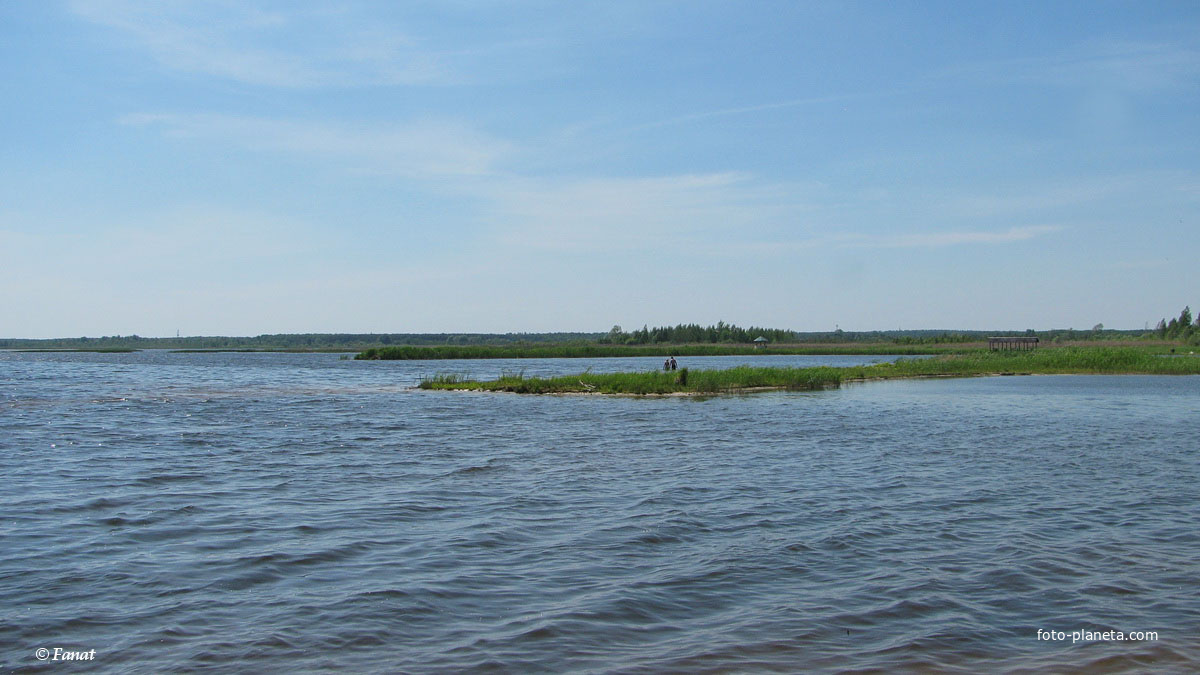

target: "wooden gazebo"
[988,336,1039,351]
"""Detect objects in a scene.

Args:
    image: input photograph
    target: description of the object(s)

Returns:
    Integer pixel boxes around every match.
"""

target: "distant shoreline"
[3,323,1177,354]
[355,343,976,360]
[10,348,358,354]
[356,339,1185,361]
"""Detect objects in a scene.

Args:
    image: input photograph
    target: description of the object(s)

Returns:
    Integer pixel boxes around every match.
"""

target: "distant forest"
[4,310,1196,350]
[599,321,1172,345]
[598,322,796,345]
[0,332,603,351]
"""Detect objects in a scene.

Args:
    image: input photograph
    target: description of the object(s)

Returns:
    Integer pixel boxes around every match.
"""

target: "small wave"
[49,496,132,514]
[386,503,449,520]
[100,515,156,527]
[444,461,502,476]
[131,473,207,486]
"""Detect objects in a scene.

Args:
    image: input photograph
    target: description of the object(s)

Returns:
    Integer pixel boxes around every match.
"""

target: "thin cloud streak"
[122,113,511,177]
[122,108,1081,257]
[480,172,810,253]
[625,38,1200,135]
[849,225,1064,248]
[689,225,1065,257]
[626,92,869,133]
[928,39,1200,93]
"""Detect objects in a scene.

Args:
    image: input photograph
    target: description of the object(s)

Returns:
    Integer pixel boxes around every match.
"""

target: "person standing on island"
[669,356,678,371]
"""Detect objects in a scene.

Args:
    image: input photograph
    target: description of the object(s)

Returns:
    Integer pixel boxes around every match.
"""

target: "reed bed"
[418,348,1200,395]
[420,366,847,395]
[868,347,1200,377]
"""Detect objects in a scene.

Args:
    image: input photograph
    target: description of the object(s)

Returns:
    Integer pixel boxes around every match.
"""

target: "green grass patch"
[421,365,849,394]
[418,347,1200,395]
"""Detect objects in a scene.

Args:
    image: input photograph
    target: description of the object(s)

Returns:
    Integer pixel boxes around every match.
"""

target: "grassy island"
[417,347,1200,395]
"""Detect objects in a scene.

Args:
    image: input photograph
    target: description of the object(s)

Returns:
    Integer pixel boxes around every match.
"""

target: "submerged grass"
[418,347,1200,395]
[420,365,847,395]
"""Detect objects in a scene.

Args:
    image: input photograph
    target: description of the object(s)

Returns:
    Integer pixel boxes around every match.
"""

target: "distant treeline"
[355,343,964,360]
[0,332,603,351]
[895,328,1167,345]
[5,309,1197,351]
[598,322,797,345]
[1154,306,1199,344]
[598,322,1161,346]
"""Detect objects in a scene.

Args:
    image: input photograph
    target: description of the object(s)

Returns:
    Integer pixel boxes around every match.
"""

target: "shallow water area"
[2,351,1198,672]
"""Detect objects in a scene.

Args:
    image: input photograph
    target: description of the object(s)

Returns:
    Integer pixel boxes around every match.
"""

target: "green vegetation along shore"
[355,342,976,360]
[418,347,1200,395]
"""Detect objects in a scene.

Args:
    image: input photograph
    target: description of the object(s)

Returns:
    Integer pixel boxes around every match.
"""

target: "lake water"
[2,350,1198,673]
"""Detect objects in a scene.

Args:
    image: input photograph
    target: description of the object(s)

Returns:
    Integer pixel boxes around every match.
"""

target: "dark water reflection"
[2,351,1198,672]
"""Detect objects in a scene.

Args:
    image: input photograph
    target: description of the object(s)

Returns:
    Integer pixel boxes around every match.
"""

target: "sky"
[2,1,1198,338]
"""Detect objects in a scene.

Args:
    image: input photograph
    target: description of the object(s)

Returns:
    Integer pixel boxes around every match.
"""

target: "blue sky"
[2,1,1197,337]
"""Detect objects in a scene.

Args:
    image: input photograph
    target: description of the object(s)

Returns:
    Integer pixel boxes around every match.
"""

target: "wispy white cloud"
[932,172,1200,226]
[627,92,866,133]
[838,225,1063,249]
[931,39,1200,93]
[1110,258,1169,271]
[626,38,1200,136]
[480,172,816,253]
[114,108,1127,265]
[1037,40,1200,92]
[681,224,1064,257]
[934,178,1140,220]
[122,112,511,176]
[68,0,460,87]
[474,169,1065,257]
[119,112,820,246]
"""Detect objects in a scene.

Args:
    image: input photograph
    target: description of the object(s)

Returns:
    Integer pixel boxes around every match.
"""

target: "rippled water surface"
[2,350,1198,673]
